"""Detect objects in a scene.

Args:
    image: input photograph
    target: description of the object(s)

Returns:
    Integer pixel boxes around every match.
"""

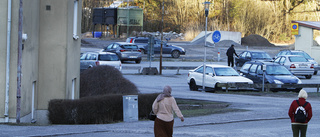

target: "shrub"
[48,93,159,124]
[80,65,139,97]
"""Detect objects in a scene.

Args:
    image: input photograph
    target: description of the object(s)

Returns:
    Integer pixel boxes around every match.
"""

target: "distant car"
[187,64,253,91]
[126,37,186,58]
[275,50,319,75]
[80,52,122,72]
[102,42,142,63]
[273,55,314,79]
[235,50,273,67]
[239,61,302,92]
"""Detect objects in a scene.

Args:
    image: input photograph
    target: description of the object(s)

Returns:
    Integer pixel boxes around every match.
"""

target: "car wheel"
[305,75,312,79]
[314,71,318,75]
[189,79,198,91]
[171,50,180,58]
[135,60,141,64]
[214,83,222,92]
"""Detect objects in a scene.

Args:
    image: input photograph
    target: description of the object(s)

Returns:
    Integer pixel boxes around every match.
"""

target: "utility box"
[123,95,138,122]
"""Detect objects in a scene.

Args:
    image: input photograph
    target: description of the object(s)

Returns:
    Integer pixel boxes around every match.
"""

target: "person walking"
[152,86,184,137]
[288,89,313,137]
[226,44,239,67]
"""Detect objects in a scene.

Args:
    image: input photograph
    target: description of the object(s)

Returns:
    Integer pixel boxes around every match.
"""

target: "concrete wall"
[0,0,81,124]
[192,31,242,45]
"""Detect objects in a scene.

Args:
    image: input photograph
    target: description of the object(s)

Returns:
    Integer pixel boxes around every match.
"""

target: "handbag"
[148,110,156,121]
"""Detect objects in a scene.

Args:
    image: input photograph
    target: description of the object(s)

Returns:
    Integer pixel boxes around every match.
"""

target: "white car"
[80,52,122,72]
[187,64,253,91]
[273,55,314,79]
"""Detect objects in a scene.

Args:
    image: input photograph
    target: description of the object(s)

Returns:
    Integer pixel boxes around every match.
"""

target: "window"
[205,67,214,74]
[240,63,252,72]
[80,54,86,60]
[246,52,251,58]
[214,68,239,76]
[122,45,138,49]
[279,57,286,64]
[249,64,258,73]
[195,66,204,73]
[289,56,308,62]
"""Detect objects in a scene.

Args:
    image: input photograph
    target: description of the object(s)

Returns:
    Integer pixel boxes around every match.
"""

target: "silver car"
[102,42,142,64]
[275,50,319,75]
[274,55,314,79]
[80,52,122,72]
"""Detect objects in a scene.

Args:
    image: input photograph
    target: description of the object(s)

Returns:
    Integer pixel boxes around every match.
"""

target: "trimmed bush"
[80,65,139,97]
[48,93,159,124]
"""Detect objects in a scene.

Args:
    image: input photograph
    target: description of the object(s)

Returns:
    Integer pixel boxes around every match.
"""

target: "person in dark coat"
[226,44,239,67]
[288,89,312,137]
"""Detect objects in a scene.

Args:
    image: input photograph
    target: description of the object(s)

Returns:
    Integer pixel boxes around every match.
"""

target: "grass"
[176,98,247,117]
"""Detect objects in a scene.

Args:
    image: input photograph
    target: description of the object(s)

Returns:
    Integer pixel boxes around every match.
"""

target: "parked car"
[102,42,142,63]
[235,50,273,67]
[239,61,302,92]
[187,64,253,91]
[126,37,186,58]
[275,50,319,75]
[273,55,314,79]
[80,52,122,72]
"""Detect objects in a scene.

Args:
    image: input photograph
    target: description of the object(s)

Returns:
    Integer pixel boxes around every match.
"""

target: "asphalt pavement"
[1,61,320,137]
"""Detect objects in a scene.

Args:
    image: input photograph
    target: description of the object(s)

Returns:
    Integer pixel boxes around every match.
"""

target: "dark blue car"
[239,61,302,92]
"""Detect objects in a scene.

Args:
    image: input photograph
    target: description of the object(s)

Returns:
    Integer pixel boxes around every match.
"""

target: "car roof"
[114,42,137,45]
[244,50,267,53]
[245,61,281,66]
[204,64,232,68]
[84,51,116,55]
[279,55,303,57]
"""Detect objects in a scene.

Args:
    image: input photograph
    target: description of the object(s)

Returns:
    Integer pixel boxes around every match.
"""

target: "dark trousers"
[292,124,307,137]
[227,56,234,67]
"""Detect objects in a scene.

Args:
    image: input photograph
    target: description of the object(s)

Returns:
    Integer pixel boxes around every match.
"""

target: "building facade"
[0,0,81,124]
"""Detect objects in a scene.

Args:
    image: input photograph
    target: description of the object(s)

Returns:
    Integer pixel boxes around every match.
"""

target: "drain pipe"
[5,0,12,123]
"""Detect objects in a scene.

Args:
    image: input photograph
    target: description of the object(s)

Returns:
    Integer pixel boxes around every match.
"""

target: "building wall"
[295,26,320,63]
[0,0,81,124]
[38,0,81,109]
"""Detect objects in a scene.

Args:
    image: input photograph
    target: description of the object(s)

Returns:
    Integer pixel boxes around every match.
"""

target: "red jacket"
[288,98,312,123]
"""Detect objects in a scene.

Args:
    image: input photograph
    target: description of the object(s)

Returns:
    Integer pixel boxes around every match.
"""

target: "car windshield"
[121,45,138,49]
[252,52,271,59]
[291,52,312,59]
[289,56,308,62]
[214,67,239,76]
[99,54,119,61]
[266,65,292,75]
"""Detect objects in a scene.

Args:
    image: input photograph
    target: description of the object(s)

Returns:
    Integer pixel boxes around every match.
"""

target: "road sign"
[291,23,299,35]
[212,31,221,43]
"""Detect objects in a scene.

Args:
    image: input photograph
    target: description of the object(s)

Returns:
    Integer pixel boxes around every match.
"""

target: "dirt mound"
[241,34,275,47]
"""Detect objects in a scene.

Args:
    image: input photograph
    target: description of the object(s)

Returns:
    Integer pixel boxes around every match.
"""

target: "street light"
[202,1,211,92]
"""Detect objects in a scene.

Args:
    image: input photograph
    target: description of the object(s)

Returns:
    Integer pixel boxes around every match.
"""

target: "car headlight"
[274,80,283,84]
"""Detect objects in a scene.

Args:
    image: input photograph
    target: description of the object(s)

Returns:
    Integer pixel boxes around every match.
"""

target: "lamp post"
[202,1,211,92]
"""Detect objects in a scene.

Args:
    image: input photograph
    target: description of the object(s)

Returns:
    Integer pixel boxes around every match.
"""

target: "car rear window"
[252,52,271,59]
[98,54,119,61]
[121,45,138,49]
[291,52,311,59]
[134,39,148,43]
[266,65,292,75]
[289,56,308,62]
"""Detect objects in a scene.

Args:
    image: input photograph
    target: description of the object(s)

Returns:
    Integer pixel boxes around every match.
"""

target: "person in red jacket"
[288,89,312,137]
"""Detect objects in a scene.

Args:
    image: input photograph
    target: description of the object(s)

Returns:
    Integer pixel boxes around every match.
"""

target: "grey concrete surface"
[0,62,319,137]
